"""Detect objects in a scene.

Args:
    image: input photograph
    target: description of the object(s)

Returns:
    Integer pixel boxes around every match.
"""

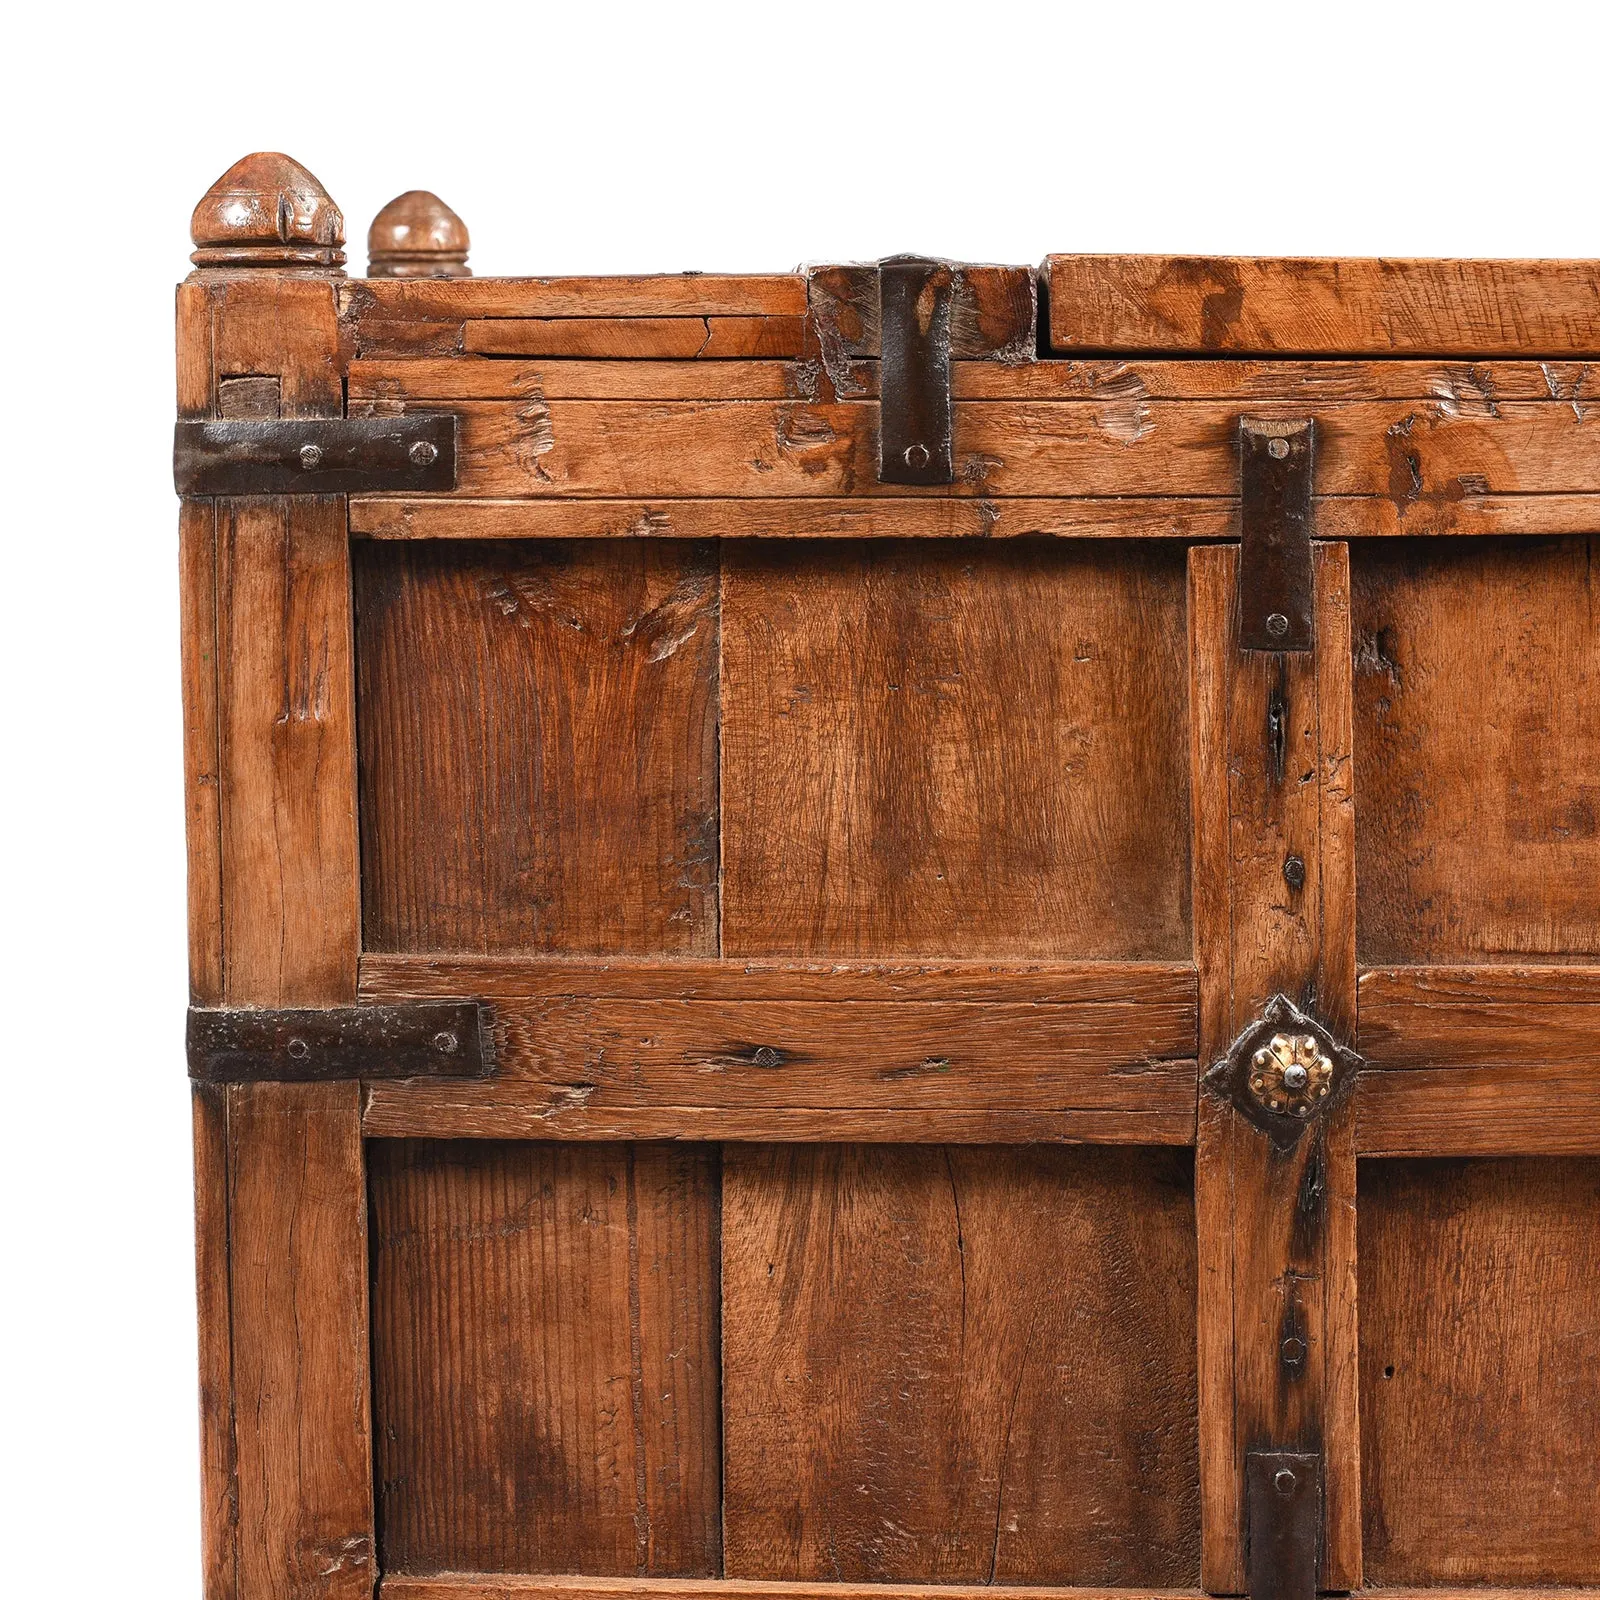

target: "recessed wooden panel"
[354,541,719,955]
[1358,1158,1600,1583]
[722,1145,1199,1585]
[1353,538,1600,963]
[721,541,1191,959]
[368,1141,721,1577]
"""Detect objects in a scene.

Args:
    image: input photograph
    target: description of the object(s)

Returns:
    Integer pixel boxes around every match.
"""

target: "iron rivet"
[1283,1063,1309,1090]
[1268,436,1290,460]
[433,1031,458,1054]
[903,442,931,469]
[1282,1335,1307,1365]
[409,439,439,467]
[298,443,323,471]
[1274,1467,1298,1495]
[287,1037,309,1060]
[1283,854,1306,890]
[1266,612,1290,638]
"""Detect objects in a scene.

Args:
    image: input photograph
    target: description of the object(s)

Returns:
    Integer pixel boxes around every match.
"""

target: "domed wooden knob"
[190,152,345,271]
[367,191,472,278]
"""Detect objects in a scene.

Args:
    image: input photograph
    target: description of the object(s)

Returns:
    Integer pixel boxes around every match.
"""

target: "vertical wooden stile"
[1190,541,1360,1593]
[180,152,373,1600]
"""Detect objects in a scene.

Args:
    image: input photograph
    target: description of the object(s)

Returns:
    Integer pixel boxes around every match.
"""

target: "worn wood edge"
[380,1581,1206,1600]
[343,275,809,320]
[349,355,1598,403]
[1043,254,1600,356]
[1358,963,1600,1005]
[359,1094,1198,1143]
[1356,1065,1600,1157]
[358,952,1198,1005]
[347,494,1600,542]
[179,500,224,1002]
[462,315,806,359]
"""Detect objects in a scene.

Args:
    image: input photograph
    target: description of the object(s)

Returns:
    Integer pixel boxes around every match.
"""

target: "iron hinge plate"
[878,255,955,485]
[186,1000,495,1084]
[1238,416,1315,651]
[1246,1449,1321,1600]
[173,414,458,496]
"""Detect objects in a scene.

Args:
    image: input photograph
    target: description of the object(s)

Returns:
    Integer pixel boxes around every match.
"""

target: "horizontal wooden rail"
[1357,965,1600,1156]
[359,956,1198,1143]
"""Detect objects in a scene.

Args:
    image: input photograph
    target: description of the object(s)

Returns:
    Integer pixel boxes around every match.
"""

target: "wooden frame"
[179,154,1600,1600]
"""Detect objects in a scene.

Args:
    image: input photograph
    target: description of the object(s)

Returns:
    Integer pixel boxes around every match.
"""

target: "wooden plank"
[349,492,1600,543]
[1357,1065,1600,1157]
[1352,537,1600,963]
[1358,964,1600,1006]
[463,316,805,359]
[368,1140,721,1576]
[1045,255,1600,356]
[192,1084,237,1600]
[228,1082,372,1600]
[345,273,809,321]
[381,1580,1208,1600]
[358,952,1199,1005]
[179,499,224,1002]
[723,1145,1197,1584]
[1358,1158,1600,1582]
[1189,543,1360,1591]
[370,395,1599,503]
[380,1581,1595,1600]
[720,541,1192,960]
[353,540,719,956]
[350,355,1597,404]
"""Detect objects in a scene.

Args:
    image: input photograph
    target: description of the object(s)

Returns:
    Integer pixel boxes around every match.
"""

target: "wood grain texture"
[1356,965,1600,1155]
[381,1581,1207,1600]
[722,1145,1199,1585]
[721,541,1191,960]
[179,499,224,1002]
[369,396,1600,503]
[348,355,1598,404]
[228,1083,372,1600]
[344,275,808,322]
[1359,1158,1600,1582]
[192,1084,237,1600]
[1045,256,1600,355]
[463,317,805,359]
[354,540,719,956]
[350,493,1600,545]
[1189,543,1360,1591]
[368,1141,721,1577]
[1353,538,1600,963]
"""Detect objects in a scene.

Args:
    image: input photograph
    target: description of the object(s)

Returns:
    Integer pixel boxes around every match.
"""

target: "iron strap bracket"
[878,256,955,485]
[186,1000,495,1084]
[1238,416,1316,651]
[173,414,458,496]
[1246,1449,1321,1600]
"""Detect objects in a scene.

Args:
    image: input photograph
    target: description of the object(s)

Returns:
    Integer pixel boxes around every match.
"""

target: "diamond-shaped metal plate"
[1205,994,1361,1147]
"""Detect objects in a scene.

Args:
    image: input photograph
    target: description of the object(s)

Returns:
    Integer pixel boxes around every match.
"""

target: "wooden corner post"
[1190,528,1361,1594]
[179,152,372,1600]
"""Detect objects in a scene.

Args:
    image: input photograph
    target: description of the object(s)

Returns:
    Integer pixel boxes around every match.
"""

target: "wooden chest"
[176,153,1600,1600]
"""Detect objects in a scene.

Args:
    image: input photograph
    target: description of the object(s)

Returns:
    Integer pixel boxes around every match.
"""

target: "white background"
[3,1,1597,1592]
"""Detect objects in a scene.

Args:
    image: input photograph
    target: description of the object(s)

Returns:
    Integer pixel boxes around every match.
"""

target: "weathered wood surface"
[379,1582,1595,1600]
[192,1085,236,1600]
[367,191,470,279]
[354,541,720,957]
[464,317,805,359]
[1359,1159,1600,1583]
[179,498,223,1002]
[1353,537,1600,964]
[1189,543,1360,1592]
[368,1140,721,1576]
[357,957,1198,1144]
[353,395,1598,507]
[721,1145,1199,1584]
[349,355,1598,404]
[343,274,808,322]
[1356,965,1600,1156]
[1046,256,1600,355]
[721,541,1192,960]
[350,493,1600,544]
[228,1083,372,1600]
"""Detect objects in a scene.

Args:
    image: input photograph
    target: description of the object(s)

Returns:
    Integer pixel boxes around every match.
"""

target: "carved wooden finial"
[366,191,471,278]
[190,152,345,271]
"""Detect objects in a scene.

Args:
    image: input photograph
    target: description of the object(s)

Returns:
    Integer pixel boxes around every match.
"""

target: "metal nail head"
[298,443,324,471]
[1283,854,1306,890]
[1268,436,1290,460]
[1274,1467,1298,1495]
[1266,612,1290,638]
[409,439,439,467]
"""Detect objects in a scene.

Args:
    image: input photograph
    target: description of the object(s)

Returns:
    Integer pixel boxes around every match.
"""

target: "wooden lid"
[1044,254,1600,357]
[367,191,471,278]
[190,151,345,271]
